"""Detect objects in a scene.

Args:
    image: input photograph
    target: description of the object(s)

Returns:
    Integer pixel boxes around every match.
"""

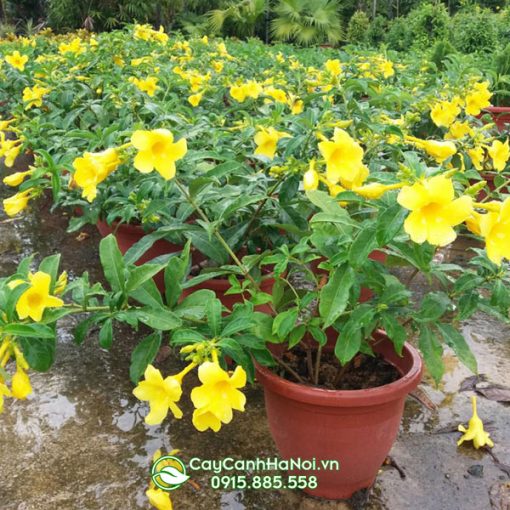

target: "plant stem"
[305,345,314,380]
[272,353,306,384]
[314,344,322,385]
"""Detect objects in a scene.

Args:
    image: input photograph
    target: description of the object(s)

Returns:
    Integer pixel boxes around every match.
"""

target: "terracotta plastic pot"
[473,172,509,201]
[479,106,510,132]
[255,330,422,500]
[180,276,275,312]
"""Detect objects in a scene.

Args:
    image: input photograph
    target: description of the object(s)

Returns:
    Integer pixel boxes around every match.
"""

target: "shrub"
[385,17,411,51]
[430,40,457,71]
[406,2,450,49]
[346,10,370,44]
[367,15,388,46]
[450,6,498,53]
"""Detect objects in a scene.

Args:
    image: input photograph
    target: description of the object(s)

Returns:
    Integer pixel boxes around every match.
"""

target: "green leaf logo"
[151,455,189,491]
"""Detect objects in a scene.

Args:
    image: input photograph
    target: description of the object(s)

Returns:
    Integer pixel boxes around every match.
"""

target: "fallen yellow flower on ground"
[458,396,494,449]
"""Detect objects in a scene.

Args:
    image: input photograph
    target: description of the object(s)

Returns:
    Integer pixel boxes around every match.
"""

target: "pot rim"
[97,218,150,235]
[255,330,423,408]
[483,106,510,114]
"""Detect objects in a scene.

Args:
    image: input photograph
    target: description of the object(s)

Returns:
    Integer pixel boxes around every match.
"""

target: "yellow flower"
[129,76,159,97]
[3,189,32,217]
[264,86,287,103]
[16,271,64,322]
[5,51,28,71]
[11,368,32,399]
[446,121,473,140]
[191,362,246,432]
[133,365,183,425]
[3,169,33,187]
[406,136,457,163]
[303,160,319,191]
[457,396,494,449]
[59,38,85,55]
[131,129,187,180]
[253,127,291,160]
[324,59,342,76]
[488,139,510,172]
[468,146,485,171]
[22,84,51,110]
[465,81,492,116]
[478,197,510,264]
[73,148,120,202]
[0,379,11,413]
[318,128,368,189]
[230,85,247,102]
[397,175,473,246]
[146,488,173,510]
[378,60,394,78]
[354,182,403,199]
[430,99,460,128]
[188,92,203,107]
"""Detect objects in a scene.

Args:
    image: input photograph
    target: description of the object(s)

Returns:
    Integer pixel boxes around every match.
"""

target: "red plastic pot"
[473,172,509,201]
[255,330,422,500]
[180,276,275,313]
[478,106,510,132]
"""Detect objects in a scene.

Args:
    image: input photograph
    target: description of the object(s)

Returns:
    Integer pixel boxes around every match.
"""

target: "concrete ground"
[0,165,509,509]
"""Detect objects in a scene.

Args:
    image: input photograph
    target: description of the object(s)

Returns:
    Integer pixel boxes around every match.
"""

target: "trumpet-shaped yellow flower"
[354,182,403,199]
[318,128,368,189]
[133,365,183,425]
[254,127,290,160]
[406,136,457,163]
[16,271,64,322]
[468,146,485,171]
[188,92,203,107]
[488,139,510,172]
[265,86,287,104]
[11,367,32,399]
[191,362,246,432]
[23,85,51,110]
[378,60,395,78]
[59,37,85,55]
[431,99,460,128]
[3,189,32,217]
[303,161,319,191]
[73,148,120,202]
[446,121,473,140]
[478,197,510,264]
[458,396,494,449]
[131,129,187,180]
[146,488,173,510]
[3,169,33,187]
[324,59,342,76]
[397,175,473,246]
[465,82,492,116]
[5,51,28,71]
[129,76,159,97]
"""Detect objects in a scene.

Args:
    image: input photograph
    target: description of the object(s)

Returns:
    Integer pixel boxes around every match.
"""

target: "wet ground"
[0,159,509,510]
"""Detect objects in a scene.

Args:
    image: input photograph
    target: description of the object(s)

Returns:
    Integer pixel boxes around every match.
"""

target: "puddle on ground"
[0,160,509,509]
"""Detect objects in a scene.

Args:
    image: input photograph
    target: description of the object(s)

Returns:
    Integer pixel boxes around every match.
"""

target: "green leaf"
[309,326,327,347]
[334,305,374,365]
[349,225,378,266]
[130,332,162,383]
[126,263,166,293]
[3,323,55,339]
[171,329,206,346]
[319,265,355,328]
[186,231,229,265]
[129,279,164,308]
[419,326,444,385]
[99,235,126,292]
[416,292,450,322]
[99,319,113,349]
[436,323,477,374]
[272,308,298,340]
[136,308,182,331]
[380,314,407,355]
[457,291,479,320]
[288,324,306,348]
[73,316,97,345]
[206,298,223,336]
[38,254,61,289]
[376,204,407,245]
[19,336,55,372]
